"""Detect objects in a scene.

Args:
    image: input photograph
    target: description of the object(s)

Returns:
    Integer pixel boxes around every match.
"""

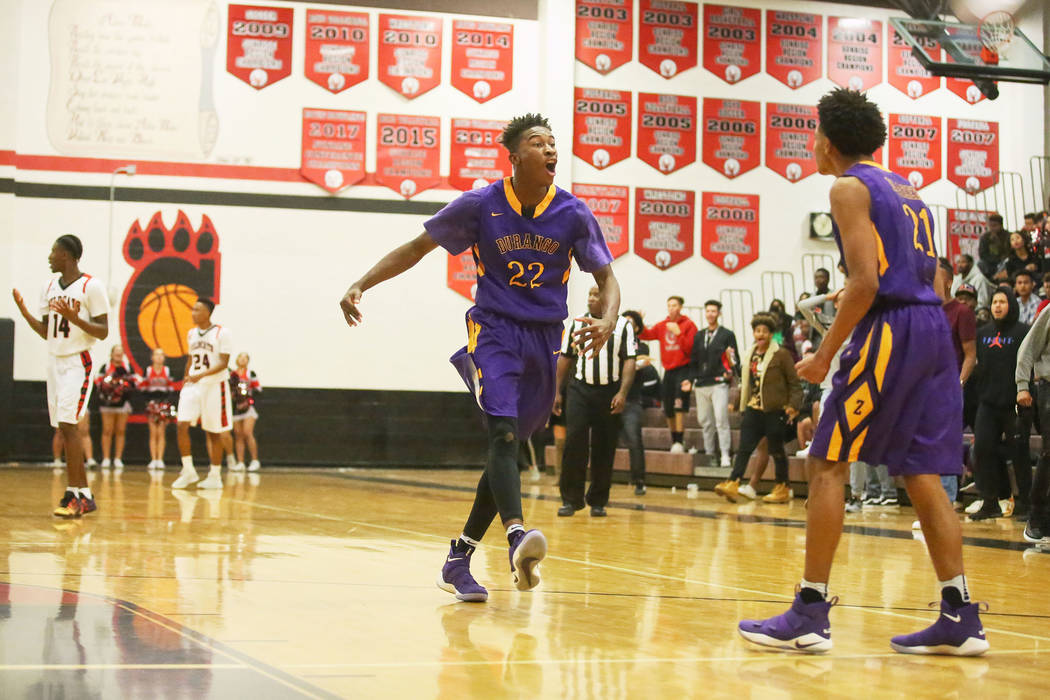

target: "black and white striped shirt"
[562,315,637,385]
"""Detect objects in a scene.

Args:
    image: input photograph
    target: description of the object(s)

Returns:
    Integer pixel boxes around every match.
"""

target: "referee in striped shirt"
[554,286,637,516]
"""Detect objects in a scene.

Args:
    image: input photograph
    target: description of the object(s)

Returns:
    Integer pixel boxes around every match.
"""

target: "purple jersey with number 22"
[425,177,614,436]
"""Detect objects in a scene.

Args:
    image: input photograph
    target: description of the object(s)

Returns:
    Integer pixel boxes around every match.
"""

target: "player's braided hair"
[500,113,552,153]
[817,88,886,158]
[55,234,83,260]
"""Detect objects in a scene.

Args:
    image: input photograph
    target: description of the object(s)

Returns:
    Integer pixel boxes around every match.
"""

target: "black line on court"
[12,180,446,215]
[323,471,1040,553]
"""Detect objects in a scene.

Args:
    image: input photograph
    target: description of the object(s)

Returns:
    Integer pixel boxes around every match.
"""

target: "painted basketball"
[137,283,198,358]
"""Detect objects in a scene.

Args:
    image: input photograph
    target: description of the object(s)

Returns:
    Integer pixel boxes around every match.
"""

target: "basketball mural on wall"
[118,211,222,376]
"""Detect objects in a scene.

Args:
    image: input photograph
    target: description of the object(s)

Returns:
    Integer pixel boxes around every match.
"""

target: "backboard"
[889,17,1050,85]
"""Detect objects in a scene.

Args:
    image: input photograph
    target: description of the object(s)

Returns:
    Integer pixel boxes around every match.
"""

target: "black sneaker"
[970,505,1003,521]
[634,484,646,496]
[557,504,578,517]
[1023,521,1047,543]
[879,495,899,506]
[591,506,607,517]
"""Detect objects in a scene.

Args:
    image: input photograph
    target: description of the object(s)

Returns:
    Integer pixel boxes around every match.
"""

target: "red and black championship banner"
[766,10,822,89]
[451,20,513,103]
[300,109,366,193]
[702,3,761,85]
[304,9,369,94]
[374,114,441,198]
[639,1,698,79]
[765,103,818,183]
[637,93,697,174]
[449,118,510,191]
[226,5,294,89]
[447,252,478,302]
[573,184,630,259]
[634,188,694,270]
[887,114,941,191]
[946,208,993,261]
[378,14,442,99]
[573,87,632,169]
[575,1,633,75]
[702,97,760,178]
[888,23,939,99]
[945,36,987,103]
[946,119,999,194]
[827,17,883,92]
[701,192,759,274]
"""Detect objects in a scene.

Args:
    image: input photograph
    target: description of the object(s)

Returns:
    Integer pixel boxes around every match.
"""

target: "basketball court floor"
[1,465,1048,698]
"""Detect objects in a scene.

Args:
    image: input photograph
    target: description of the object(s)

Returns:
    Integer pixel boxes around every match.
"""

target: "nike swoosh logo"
[491,212,504,216]
[794,640,824,649]
[942,613,962,623]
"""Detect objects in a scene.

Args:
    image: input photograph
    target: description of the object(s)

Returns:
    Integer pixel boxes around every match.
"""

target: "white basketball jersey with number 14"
[186,324,232,385]
[38,274,109,357]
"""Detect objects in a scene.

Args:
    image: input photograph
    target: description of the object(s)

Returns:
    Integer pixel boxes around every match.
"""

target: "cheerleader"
[139,347,177,470]
[230,352,261,472]
[95,345,138,469]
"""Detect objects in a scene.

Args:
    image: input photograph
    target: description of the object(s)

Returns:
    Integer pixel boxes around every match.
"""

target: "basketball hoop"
[978,11,1014,64]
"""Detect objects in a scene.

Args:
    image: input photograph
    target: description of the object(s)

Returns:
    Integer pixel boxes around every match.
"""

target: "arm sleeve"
[84,278,110,318]
[620,322,637,359]
[639,321,661,341]
[423,190,482,255]
[572,200,614,273]
[1016,310,1050,389]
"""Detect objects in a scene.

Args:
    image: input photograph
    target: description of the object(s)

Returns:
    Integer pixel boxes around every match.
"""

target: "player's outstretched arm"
[340,232,439,327]
[11,289,47,339]
[796,178,878,384]
[573,264,621,357]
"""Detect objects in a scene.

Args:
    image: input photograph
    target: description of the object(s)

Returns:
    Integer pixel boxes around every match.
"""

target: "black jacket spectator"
[975,289,1028,406]
[688,326,740,387]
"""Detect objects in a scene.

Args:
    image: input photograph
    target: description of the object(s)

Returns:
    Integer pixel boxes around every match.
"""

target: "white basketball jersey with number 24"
[185,325,232,385]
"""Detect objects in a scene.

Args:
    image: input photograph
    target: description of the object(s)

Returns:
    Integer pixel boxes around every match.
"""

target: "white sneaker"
[86,458,98,468]
[688,446,699,455]
[528,465,542,482]
[50,458,65,468]
[795,446,810,458]
[248,460,261,472]
[964,499,984,515]
[171,469,200,489]
[720,454,732,468]
[738,484,758,500]
[670,442,685,454]
[113,458,124,470]
[231,462,246,472]
[911,520,922,530]
[198,471,224,490]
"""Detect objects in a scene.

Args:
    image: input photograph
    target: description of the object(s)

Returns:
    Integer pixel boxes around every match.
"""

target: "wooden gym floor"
[1,465,1048,699]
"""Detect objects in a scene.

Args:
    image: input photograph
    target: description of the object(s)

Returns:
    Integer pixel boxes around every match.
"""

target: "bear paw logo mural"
[118,210,221,375]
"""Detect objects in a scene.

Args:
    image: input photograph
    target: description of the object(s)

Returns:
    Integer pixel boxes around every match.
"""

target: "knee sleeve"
[487,416,519,455]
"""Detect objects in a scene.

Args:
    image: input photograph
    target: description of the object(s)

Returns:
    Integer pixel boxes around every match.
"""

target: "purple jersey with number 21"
[425,177,613,323]
[426,177,613,437]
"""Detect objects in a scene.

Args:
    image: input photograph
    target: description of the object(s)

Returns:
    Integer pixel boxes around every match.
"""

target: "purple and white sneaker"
[437,541,488,602]
[890,600,989,656]
[738,592,836,653]
[509,529,547,591]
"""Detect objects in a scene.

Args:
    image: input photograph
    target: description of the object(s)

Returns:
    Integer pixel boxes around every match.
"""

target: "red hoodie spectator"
[639,296,698,452]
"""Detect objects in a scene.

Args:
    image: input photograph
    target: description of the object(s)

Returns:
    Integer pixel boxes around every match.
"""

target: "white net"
[979,10,1015,54]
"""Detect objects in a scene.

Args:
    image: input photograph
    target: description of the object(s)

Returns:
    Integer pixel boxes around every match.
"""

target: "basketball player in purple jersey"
[737,90,988,655]
[340,114,620,601]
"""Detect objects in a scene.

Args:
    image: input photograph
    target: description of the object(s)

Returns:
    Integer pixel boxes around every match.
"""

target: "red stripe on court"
[76,351,92,418]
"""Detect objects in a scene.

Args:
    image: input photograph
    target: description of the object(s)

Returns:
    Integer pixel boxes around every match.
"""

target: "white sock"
[181,456,195,472]
[226,454,236,469]
[80,487,93,500]
[209,464,222,476]
[459,533,481,547]
[800,579,828,599]
[940,574,971,603]
[66,487,79,498]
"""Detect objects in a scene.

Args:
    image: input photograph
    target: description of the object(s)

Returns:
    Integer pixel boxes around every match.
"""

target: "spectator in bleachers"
[951,253,993,310]
[978,214,1010,282]
[972,287,1030,520]
[811,268,836,319]
[620,310,658,495]
[682,300,739,469]
[767,299,796,359]
[714,314,801,504]
[1034,211,1050,269]
[1005,231,1041,280]
[1015,298,1050,542]
[1023,212,1038,240]
[639,296,697,453]
[1015,270,1041,325]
